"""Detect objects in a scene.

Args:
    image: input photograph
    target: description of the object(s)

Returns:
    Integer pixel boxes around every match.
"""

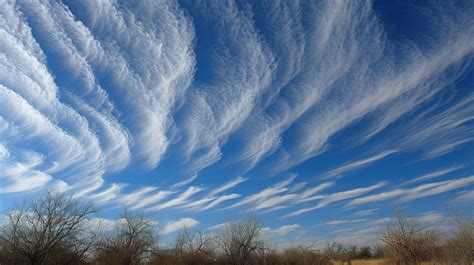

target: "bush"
[381,211,439,264]
[281,246,331,265]
[441,214,474,264]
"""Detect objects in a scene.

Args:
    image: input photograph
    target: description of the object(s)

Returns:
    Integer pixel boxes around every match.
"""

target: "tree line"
[0,192,472,265]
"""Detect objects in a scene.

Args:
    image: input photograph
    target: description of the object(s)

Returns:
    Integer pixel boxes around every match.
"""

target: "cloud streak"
[321,150,398,179]
[161,218,199,235]
[347,176,474,206]
[284,182,387,218]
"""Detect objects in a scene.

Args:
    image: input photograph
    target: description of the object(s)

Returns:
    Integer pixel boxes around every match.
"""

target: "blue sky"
[0,0,473,247]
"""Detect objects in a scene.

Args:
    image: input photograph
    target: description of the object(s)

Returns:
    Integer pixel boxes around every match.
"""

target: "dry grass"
[351,259,387,265]
[331,259,386,265]
[331,259,450,265]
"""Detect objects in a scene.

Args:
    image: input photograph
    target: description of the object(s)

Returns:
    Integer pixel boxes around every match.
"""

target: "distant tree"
[216,216,264,265]
[371,244,386,259]
[324,242,362,264]
[357,246,373,259]
[0,192,98,265]
[94,211,157,265]
[174,228,216,265]
[323,241,343,259]
[341,245,358,264]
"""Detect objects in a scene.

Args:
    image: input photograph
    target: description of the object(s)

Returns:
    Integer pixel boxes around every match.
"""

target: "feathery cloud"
[284,182,387,218]
[348,176,474,206]
[161,218,199,235]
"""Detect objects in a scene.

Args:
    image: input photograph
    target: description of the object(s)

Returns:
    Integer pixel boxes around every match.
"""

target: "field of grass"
[331,259,448,265]
[350,259,387,265]
[332,259,445,265]
[330,259,386,265]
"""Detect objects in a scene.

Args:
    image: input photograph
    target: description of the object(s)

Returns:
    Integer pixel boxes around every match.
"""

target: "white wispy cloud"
[0,0,195,198]
[284,182,387,218]
[321,150,398,179]
[222,175,296,210]
[148,186,203,212]
[402,165,464,185]
[119,186,159,206]
[352,208,379,217]
[296,182,334,202]
[401,175,474,202]
[347,175,474,206]
[180,177,246,211]
[256,194,298,211]
[396,94,474,159]
[175,0,275,173]
[204,222,228,231]
[161,218,199,235]
[201,194,241,211]
[63,0,195,169]
[132,190,174,210]
[89,183,126,204]
[208,176,247,196]
[450,190,474,203]
[253,1,474,174]
[0,147,52,193]
[325,219,367,226]
[217,179,335,214]
[262,224,301,236]
[415,212,443,224]
[48,180,71,195]
[171,175,198,190]
[0,1,127,192]
[232,1,369,173]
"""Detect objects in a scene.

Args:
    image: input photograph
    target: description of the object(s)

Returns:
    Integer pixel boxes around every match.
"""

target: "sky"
[0,0,473,247]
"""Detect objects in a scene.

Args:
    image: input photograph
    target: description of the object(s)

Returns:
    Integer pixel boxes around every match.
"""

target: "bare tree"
[356,246,372,259]
[323,242,357,265]
[371,244,387,258]
[174,228,216,265]
[323,241,343,259]
[341,245,358,265]
[442,214,474,264]
[216,216,264,265]
[0,192,98,265]
[381,210,438,264]
[94,211,157,265]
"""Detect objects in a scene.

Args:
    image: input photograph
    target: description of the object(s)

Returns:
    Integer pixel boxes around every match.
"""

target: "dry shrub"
[441,214,473,264]
[381,211,439,264]
[148,249,181,265]
[280,246,331,265]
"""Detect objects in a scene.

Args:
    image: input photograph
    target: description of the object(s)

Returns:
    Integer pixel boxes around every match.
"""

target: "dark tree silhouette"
[94,211,157,265]
[216,216,264,265]
[0,192,97,265]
